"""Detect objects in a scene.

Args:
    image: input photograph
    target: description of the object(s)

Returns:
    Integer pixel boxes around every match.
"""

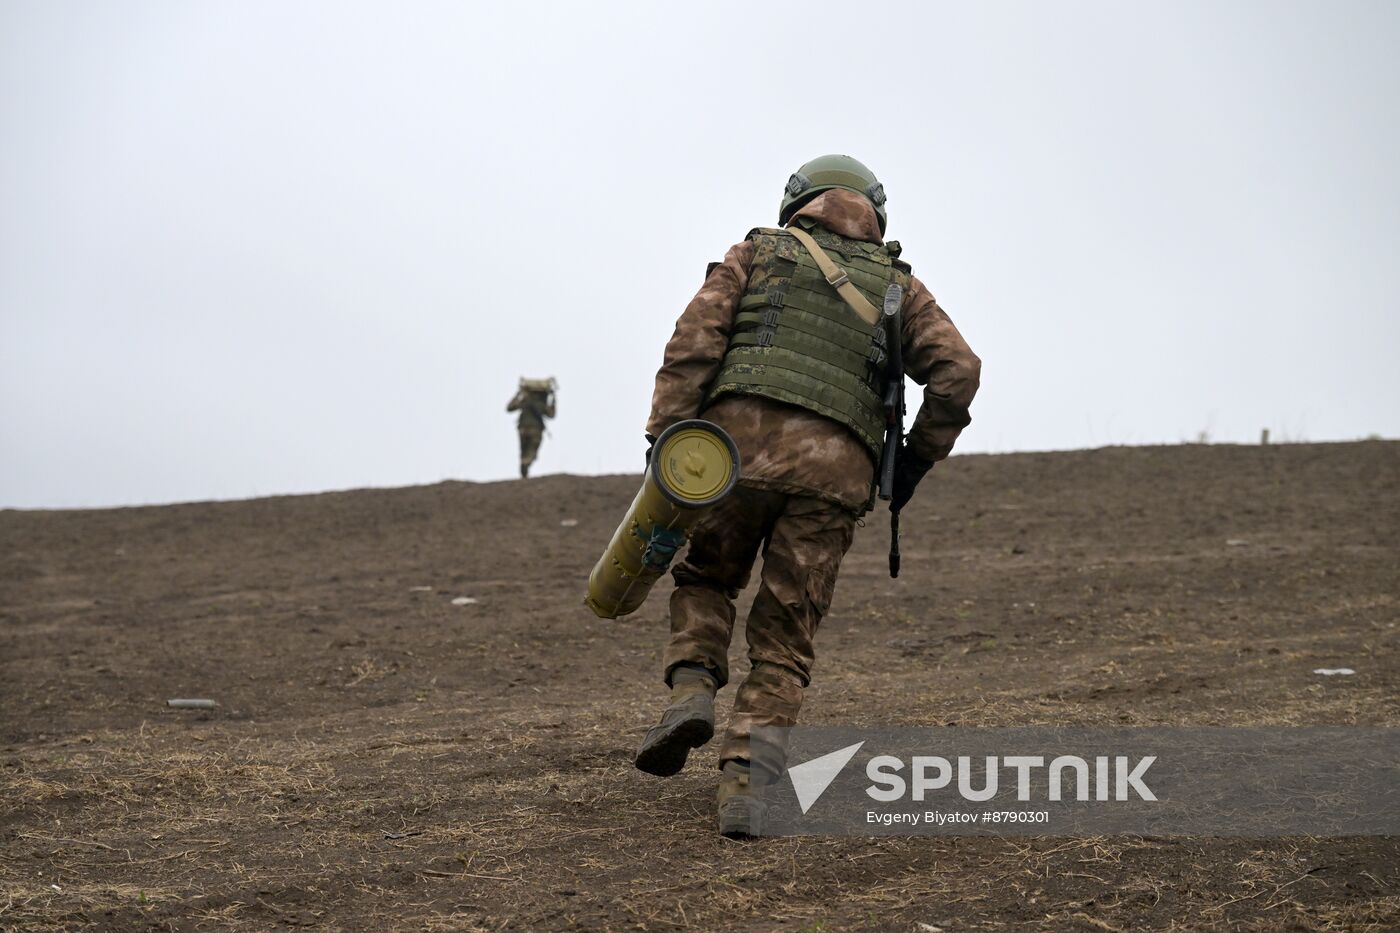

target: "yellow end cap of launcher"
[655,425,736,506]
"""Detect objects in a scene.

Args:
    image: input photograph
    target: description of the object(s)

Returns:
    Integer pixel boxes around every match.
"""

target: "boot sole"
[634,715,714,777]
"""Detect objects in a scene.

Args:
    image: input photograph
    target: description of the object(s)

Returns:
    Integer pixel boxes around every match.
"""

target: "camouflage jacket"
[647,189,981,513]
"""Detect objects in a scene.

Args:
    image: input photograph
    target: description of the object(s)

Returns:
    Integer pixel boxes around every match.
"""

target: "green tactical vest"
[705,219,911,460]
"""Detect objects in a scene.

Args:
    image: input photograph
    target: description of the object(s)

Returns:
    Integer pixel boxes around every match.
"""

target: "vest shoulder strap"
[785,225,882,326]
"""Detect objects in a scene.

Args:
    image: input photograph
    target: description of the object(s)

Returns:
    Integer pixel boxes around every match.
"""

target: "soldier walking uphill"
[634,155,981,837]
[506,378,556,478]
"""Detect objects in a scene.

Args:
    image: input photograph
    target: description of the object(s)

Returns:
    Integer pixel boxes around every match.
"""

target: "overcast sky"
[2,1,1397,508]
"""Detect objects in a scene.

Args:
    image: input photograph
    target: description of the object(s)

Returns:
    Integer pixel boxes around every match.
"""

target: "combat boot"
[634,666,716,777]
[717,759,767,839]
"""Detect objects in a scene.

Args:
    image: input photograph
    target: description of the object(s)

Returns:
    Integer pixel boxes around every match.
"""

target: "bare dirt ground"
[2,441,1398,931]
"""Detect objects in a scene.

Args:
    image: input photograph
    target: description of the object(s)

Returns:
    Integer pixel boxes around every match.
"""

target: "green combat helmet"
[778,154,887,234]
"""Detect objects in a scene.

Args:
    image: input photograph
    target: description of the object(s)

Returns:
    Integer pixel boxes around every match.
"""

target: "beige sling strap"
[785,225,882,326]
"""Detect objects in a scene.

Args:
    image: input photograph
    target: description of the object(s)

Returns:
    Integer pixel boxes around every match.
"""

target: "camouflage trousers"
[518,426,542,475]
[664,485,857,775]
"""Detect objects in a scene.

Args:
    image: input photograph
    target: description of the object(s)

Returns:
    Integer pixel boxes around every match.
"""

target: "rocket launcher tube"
[584,420,740,619]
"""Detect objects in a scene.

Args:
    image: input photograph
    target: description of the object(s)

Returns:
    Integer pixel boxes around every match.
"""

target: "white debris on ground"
[409,585,433,592]
[560,519,578,527]
[1313,668,1356,676]
[450,596,478,606]
[1226,539,1249,547]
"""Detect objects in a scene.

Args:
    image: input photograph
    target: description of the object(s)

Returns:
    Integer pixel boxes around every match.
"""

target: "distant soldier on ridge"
[506,377,557,478]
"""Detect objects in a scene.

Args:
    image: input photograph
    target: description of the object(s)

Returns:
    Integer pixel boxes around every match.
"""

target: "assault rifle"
[877,283,905,578]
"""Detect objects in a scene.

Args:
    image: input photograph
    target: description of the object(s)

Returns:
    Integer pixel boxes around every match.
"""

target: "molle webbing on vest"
[705,224,907,458]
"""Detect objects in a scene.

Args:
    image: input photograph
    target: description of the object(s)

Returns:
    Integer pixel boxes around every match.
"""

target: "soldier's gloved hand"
[644,433,657,467]
[890,446,935,513]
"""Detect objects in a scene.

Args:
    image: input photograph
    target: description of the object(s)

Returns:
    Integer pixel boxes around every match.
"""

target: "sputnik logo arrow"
[787,741,864,814]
